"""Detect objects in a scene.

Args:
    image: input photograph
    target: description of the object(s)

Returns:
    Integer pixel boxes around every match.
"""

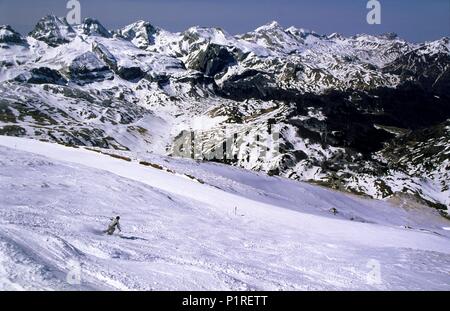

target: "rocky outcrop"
[29,15,76,47]
[115,21,157,49]
[67,52,113,85]
[0,25,27,45]
[80,18,112,38]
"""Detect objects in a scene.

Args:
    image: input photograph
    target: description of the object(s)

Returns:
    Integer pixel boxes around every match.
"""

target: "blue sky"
[0,0,448,42]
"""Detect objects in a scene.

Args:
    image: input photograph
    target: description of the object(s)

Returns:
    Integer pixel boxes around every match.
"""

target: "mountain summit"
[0,25,27,45]
[28,15,76,47]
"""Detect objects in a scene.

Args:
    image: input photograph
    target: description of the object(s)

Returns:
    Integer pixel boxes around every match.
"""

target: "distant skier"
[104,216,122,235]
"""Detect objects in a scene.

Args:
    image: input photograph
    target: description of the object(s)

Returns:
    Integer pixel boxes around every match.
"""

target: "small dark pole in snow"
[234,206,237,216]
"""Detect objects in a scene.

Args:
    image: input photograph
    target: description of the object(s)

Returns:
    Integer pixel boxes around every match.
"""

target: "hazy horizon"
[0,0,449,42]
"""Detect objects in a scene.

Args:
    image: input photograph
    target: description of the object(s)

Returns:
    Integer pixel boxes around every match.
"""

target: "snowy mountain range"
[1,15,449,212]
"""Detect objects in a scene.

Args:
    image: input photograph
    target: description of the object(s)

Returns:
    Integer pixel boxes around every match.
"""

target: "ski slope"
[0,136,449,290]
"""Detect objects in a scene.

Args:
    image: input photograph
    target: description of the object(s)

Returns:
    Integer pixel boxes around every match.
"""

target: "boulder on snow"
[81,18,112,38]
[0,25,27,45]
[187,43,237,77]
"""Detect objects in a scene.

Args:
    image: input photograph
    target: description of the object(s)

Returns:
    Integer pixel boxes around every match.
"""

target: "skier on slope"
[330,208,338,215]
[104,216,122,235]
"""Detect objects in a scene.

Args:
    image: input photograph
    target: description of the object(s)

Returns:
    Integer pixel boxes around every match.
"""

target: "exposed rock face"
[187,43,237,76]
[115,20,157,49]
[91,42,145,81]
[0,25,27,45]
[29,15,76,47]
[80,18,112,38]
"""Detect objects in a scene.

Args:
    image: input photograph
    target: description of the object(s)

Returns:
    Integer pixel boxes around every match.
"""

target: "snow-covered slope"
[0,136,449,290]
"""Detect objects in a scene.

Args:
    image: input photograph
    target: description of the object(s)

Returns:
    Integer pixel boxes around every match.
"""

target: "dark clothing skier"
[105,216,121,235]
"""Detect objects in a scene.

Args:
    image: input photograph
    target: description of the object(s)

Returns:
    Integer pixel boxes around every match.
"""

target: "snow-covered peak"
[285,26,301,35]
[327,32,344,40]
[29,15,76,47]
[397,36,450,60]
[352,33,403,44]
[255,20,283,32]
[177,26,239,56]
[184,26,230,43]
[240,21,307,54]
[116,20,158,49]
[286,26,320,41]
[0,25,27,45]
